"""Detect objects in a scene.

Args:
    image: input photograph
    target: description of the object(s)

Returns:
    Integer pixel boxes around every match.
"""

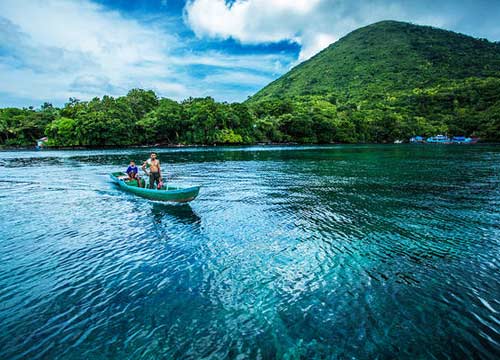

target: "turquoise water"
[0,145,499,359]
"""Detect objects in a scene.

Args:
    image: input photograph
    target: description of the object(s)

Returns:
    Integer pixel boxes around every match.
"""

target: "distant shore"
[3,141,498,152]
[0,142,297,151]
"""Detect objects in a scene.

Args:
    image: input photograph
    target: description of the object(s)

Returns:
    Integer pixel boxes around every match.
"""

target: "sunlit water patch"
[0,145,499,359]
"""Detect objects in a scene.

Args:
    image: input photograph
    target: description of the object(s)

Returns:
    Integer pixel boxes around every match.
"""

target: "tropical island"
[1,20,499,148]
[2,2,500,358]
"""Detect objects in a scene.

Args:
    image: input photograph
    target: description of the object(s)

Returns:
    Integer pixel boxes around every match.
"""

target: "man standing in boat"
[142,152,162,189]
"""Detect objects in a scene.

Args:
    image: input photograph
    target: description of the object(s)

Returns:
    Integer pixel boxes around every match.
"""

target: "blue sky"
[0,0,499,107]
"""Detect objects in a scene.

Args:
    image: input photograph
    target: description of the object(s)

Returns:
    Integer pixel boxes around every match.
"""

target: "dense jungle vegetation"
[1,21,499,147]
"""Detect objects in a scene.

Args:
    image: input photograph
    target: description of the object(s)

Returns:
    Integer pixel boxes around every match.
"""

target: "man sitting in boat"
[126,160,142,187]
[142,152,162,189]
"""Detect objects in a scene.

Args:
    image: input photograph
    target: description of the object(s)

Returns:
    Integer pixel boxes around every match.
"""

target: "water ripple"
[0,145,499,359]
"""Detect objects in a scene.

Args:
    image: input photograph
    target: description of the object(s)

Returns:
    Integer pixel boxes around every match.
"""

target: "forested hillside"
[248,21,500,142]
[251,21,500,101]
[1,21,499,147]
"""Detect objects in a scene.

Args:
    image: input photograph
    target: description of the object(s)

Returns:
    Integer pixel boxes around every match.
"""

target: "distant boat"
[451,136,478,144]
[410,135,479,144]
[426,135,450,144]
[394,139,403,144]
[410,136,424,143]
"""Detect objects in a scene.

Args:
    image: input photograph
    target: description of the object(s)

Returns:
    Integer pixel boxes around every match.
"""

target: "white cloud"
[0,0,297,106]
[0,0,185,104]
[185,0,459,62]
[185,0,320,44]
[171,51,291,74]
[298,33,337,62]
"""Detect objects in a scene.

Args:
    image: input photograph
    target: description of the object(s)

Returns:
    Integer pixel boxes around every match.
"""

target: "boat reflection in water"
[151,203,201,225]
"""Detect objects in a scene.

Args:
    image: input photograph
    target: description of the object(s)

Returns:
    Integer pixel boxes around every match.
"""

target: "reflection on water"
[0,145,499,359]
[151,203,201,228]
[151,203,200,222]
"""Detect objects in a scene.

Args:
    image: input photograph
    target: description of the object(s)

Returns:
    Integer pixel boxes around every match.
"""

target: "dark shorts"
[149,172,160,188]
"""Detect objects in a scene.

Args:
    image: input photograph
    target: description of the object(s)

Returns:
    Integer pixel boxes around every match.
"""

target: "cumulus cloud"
[185,0,498,62]
[185,0,320,43]
[185,0,325,61]
[0,0,183,104]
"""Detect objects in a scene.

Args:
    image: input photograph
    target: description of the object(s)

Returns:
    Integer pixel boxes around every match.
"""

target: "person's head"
[130,160,135,166]
[150,152,157,159]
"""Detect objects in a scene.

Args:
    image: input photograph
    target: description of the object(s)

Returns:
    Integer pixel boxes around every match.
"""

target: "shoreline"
[1,142,498,151]
[1,142,304,151]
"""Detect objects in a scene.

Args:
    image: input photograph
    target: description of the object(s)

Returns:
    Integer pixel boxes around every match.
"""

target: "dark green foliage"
[125,89,159,121]
[47,96,136,146]
[1,21,499,147]
[0,106,55,146]
[20,95,255,147]
[137,98,184,144]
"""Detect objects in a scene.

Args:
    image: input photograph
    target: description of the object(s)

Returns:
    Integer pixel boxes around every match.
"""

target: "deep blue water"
[0,145,499,359]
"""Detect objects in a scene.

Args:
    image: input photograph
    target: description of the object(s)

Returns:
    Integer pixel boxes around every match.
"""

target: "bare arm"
[142,161,149,175]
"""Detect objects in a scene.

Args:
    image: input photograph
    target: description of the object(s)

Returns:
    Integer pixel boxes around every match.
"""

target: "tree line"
[1,80,499,148]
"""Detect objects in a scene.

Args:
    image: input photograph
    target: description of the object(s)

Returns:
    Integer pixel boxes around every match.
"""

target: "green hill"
[246,21,500,143]
[250,20,500,102]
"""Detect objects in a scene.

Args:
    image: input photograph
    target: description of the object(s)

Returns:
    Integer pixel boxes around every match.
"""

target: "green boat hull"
[110,172,200,203]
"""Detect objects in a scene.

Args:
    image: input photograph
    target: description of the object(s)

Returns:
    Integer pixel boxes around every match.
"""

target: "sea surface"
[0,145,499,359]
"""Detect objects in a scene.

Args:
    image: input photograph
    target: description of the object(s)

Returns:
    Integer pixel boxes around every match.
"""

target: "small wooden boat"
[110,172,200,203]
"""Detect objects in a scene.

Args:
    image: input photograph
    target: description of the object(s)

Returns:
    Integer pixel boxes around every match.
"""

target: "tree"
[125,89,159,121]
[45,117,77,146]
